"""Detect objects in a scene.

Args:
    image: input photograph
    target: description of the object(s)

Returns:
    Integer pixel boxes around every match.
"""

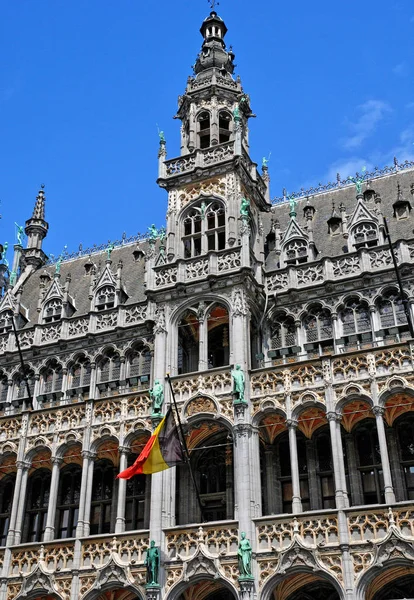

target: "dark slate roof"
[20,240,150,328]
[263,168,414,270]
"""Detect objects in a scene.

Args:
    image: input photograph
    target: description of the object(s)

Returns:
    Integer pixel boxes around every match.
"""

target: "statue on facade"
[158,130,166,144]
[14,223,24,245]
[148,224,158,243]
[238,532,253,579]
[150,380,164,414]
[1,242,8,267]
[349,166,366,195]
[145,540,160,586]
[231,364,245,404]
[106,241,115,260]
[288,196,297,215]
[240,197,250,220]
[233,104,240,120]
[262,156,270,169]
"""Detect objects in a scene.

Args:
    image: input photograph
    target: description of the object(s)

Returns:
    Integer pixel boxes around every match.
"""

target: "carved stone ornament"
[274,528,329,579]
[371,523,414,569]
[181,528,225,582]
[92,543,136,591]
[153,305,167,334]
[15,561,62,599]
[231,289,248,317]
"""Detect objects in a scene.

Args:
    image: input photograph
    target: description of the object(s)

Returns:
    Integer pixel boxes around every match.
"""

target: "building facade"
[0,9,414,600]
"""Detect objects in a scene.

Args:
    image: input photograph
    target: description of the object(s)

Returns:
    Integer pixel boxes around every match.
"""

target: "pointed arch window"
[12,369,34,407]
[304,306,333,355]
[125,445,150,531]
[340,298,372,341]
[0,374,9,407]
[377,289,408,331]
[56,465,82,539]
[396,414,414,500]
[315,430,335,509]
[43,298,62,323]
[68,356,91,393]
[218,110,232,144]
[90,459,116,535]
[23,468,52,542]
[126,343,152,387]
[183,200,226,258]
[270,314,297,358]
[97,349,121,385]
[95,285,115,311]
[354,420,384,504]
[40,361,63,398]
[197,111,211,149]
[0,475,15,545]
[276,433,310,513]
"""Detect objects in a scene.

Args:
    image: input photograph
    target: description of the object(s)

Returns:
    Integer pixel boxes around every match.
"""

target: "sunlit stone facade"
[0,9,414,600]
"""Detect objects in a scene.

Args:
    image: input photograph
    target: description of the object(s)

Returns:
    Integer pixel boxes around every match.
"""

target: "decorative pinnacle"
[32,185,46,220]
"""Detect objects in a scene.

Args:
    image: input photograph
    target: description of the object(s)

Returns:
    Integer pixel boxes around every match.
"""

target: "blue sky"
[1,0,413,259]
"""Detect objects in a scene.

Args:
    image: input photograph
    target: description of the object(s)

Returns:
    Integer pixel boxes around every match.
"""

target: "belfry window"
[198,111,211,149]
[39,361,63,399]
[183,201,226,258]
[218,110,232,144]
[97,349,121,386]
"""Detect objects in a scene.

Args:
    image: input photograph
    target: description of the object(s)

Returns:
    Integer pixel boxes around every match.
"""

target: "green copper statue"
[106,242,115,260]
[1,242,8,268]
[240,197,250,219]
[233,104,240,120]
[231,364,245,404]
[349,166,366,194]
[289,196,297,215]
[15,223,24,245]
[145,540,160,586]
[148,224,158,243]
[238,532,253,579]
[159,130,166,144]
[150,380,164,415]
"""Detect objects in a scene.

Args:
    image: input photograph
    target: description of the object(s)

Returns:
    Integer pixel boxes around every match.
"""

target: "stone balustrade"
[163,141,235,179]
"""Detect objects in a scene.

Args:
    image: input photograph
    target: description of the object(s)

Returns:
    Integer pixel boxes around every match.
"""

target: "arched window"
[218,110,232,144]
[95,285,115,311]
[68,356,91,393]
[12,369,35,407]
[178,310,200,374]
[126,343,152,387]
[304,306,333,355]
[40,361,63,398]
[340,298,371,341]
[97,349,121,385]
[177,431,233,524]
[0,312,12,334]
[125,445,150,531]
[197,111,211,149]
[183,201,226,258]
[42,298,62,323]
[284,239,308,265]
[56,465,82,539]
[207,304,229,369]
[0,475,15,545]
[0,374,9,407]
[23,468,52,542]
[354,420,384,505]
[315,430,335,509]
[352,221,378,249]
[90,459,116,535]
[377,290,408,331]
[396,414,414,500]
[270,314,297,357]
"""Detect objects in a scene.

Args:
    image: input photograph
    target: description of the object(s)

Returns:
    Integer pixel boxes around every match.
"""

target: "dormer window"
[95,285,115,311]
[363,190,375,202]
[198,111,211,149]
[285,239,308,265]
[183,201,226,258]
[352,222,378,249]
[43,298,62,323]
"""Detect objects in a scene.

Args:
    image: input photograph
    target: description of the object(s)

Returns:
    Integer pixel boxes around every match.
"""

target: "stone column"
[344,433,363,506]
[373,406,395,504]
[263,446,277,515]
[44,456,63,541]
[82,453,96,537]
[305,439,320,510]
[6,460,30,546]
[386,427,406,501]
[89,362,97,400]
[115,446,129,533]
[327,412,347,509]
[13,461,31,545]
[76,450,95,538]
[287,419,302,513]
[198,314,208,371]
[233,422,255,542]
[335,418,349,507]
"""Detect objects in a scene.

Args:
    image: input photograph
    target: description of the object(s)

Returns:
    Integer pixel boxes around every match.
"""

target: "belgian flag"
[117,408,185,479]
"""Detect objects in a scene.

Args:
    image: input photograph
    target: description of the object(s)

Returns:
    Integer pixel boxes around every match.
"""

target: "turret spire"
[24,184,49,269]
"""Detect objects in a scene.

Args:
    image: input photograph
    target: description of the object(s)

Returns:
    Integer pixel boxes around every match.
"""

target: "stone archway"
[366,566,414,600]
[176,580,236,600]
[91,590,140,600]
[264,572,343,600]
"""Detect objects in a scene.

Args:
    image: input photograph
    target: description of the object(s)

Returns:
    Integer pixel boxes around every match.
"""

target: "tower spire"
[23,184,49,269]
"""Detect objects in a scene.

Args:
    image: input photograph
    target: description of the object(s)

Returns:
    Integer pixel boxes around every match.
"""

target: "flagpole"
[166,374,207,522]
[383,217,414,338]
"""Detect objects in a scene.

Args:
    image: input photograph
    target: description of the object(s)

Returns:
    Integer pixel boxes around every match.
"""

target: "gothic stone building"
[0,10,414,600]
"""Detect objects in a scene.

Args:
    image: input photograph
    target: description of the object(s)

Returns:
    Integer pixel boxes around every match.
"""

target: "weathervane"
[208,0,219,9]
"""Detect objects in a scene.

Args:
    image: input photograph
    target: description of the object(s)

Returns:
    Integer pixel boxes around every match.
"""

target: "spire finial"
[208,0,219,9]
